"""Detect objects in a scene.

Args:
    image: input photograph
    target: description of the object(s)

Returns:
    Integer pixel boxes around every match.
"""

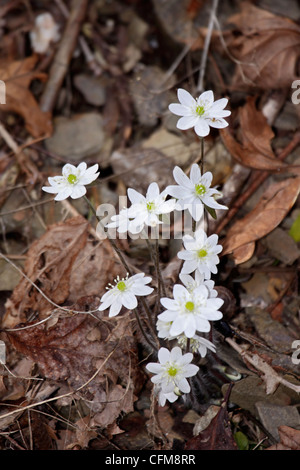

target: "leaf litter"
[0,0,299,451]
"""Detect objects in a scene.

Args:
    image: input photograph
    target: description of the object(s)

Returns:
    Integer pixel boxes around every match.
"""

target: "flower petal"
[177,88,196,107]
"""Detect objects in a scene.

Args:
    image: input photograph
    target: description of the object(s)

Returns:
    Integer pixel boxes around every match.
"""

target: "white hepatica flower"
[98,273,153,317]
[128,182,176,233]
[166,164,227,221]
[177,334,216,358]
[178,229,222,279]
[156,318,216,358]
[158,283,223,338]
[105,207,138,234]
[179,271,217,298]
[146,346,199,394]
[154,385,179,407]
[106,182,175,234]
[169,88,231,137]
[42,162,99,201]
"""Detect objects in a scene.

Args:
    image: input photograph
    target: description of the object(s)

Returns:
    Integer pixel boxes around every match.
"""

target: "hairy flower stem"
[83,195,157,339]
[145,237,166,312]
[200,137,204,174]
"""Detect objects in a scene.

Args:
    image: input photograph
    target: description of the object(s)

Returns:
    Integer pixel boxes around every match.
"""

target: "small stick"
[40,0,88,113]
[197,0,219,93]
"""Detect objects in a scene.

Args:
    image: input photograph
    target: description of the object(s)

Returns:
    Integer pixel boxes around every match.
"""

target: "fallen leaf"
[221,97,291,172]
[226,2,300,90]
[0,54,52,137]
[221,177,300,263]
[185,399,238,450]
[266,425,300,450]
[3,216,89,328]
[6,296,143,430]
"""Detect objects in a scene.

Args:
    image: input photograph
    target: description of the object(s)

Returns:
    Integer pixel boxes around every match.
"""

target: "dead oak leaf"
[226,2,300,90]
[221,177,300,264]
[0,54,52,137]
[221,97,291,172]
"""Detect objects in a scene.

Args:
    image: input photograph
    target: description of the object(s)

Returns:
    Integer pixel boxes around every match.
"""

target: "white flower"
[177,334,216,358]
[179,271,217,298]
[154,385,179,407]
[106,182,176,234]
[166,164,227,221]
[30,12,60,54]
[98,273,153,317]
[156,317,217,358]
[158,283,223,338]
[146,346,199,395]
[169,88,231,137]
[178,229,222,279]
[42,162,99,201]
[105,207,138,234]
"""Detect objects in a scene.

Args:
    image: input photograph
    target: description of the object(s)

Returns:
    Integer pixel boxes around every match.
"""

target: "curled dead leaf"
[226,2,300,90]
[221,97,292,172]
[221,177,300,264]
[0,55,52,137]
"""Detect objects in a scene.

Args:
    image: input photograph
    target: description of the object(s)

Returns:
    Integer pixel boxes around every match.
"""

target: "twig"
[0,121,42,184]
[197,0,219,93]
[226,337,300,394]
[40,0,89,112]
[55,0,102,76]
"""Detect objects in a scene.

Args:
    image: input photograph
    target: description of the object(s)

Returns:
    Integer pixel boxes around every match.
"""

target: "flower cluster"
[41,87,230,409]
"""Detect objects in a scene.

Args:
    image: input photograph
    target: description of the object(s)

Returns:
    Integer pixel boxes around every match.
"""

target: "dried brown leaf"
[227,2,300,90]
[6,296,143,430]
[185,400,238,450]
[221,177,300,263]
[266,425,300,450]
[3,216,89,328]
[0,55,53,137]
[221,98,290,171]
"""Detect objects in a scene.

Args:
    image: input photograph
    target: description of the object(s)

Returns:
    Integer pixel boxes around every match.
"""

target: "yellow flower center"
[185,301,195,312]
[147,201,155,212]
[195,183,206,196]
[167,366,178,377]
[197,248,207,258]
[67,174,78,185]
[117,281,126,291]
[196,104,205,116]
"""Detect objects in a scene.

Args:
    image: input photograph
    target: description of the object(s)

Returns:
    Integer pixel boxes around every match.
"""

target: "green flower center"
[147,201,155,212]
[67,174,78,185]
[195,183,206,196]
[117,281,126,292]
[196,104,205,116]
[197,248,207,258]
[185,301,195,312]
[167,366,178,377]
